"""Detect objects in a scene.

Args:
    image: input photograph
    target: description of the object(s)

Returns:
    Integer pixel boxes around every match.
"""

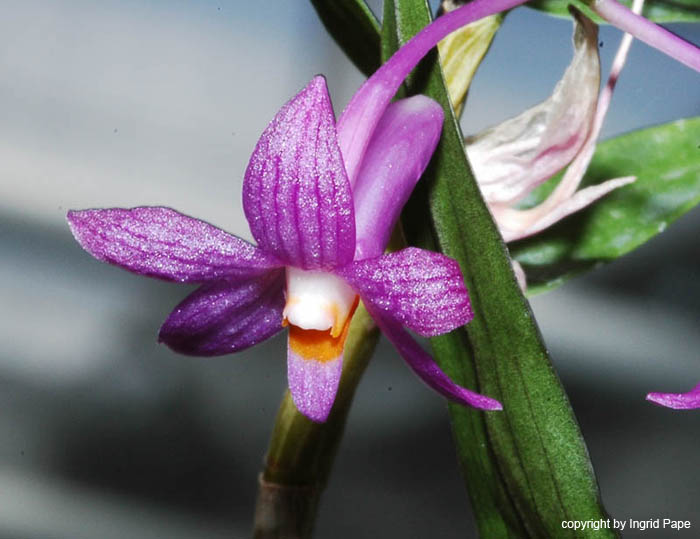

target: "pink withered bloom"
[462,0,700,245]
[465,6,641,244]
[67,1,544,422]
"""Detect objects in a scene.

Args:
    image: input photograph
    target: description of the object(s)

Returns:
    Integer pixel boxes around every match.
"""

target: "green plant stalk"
[385,0,615,536]
[252,303,380,539]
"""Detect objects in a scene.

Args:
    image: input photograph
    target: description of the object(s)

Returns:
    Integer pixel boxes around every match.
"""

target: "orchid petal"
[336,248,472,337]
[647,382,700,410]
[287,333,344,423]
[336,0,530,185]
[243,76,355,270]
[352,96,444,260]
[67,207,281,283]
[593,0,700,72]
[158,270,285,356]
[366,305,501,411]
[465,9,600,205]
[493,176,636,242]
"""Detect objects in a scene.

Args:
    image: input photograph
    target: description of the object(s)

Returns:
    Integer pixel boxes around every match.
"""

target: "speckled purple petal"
[67,207,281,283]
[158,270,285,356]
[366,304,501,411]
[243,76,355,270]
[647,382,700,410]
[352,96,443,260]
[336,0,529,185]
[287,346,343,423]
[336,247,472,337]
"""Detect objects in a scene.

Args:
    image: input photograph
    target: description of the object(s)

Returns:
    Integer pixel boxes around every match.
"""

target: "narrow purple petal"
[352,96,444,260]
[287,346,343,423]
[336,0,529,184]
[158,270,285,356]
[594,0,700,72]
[366,305,501,411]
[336,247,472,337]
[243,76,355,270]
[67,207,281,283]
[647,382,700,410]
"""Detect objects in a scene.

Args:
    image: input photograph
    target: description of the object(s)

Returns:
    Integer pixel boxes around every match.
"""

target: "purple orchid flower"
[67,0,552,423]
[647,383,700,410]
[67,79,500,423]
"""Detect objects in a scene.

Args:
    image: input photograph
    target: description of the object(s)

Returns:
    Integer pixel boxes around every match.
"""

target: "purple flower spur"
[66,1,532,422]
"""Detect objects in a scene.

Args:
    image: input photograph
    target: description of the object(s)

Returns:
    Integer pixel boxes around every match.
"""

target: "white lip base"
[283,267,356,333]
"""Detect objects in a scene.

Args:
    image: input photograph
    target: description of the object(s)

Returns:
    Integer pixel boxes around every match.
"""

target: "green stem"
[252,303,380,539]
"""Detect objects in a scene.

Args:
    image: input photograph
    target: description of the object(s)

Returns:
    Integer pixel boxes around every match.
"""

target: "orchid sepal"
[67,207,283,283]
[243,76,356,271]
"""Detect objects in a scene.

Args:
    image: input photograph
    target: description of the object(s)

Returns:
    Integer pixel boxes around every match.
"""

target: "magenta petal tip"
[367,305,501,412]
[646,383,700,410]
[479,396,503,411]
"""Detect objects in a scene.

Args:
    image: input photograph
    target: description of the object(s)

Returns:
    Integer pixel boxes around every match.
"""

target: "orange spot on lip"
[289,297,359,362]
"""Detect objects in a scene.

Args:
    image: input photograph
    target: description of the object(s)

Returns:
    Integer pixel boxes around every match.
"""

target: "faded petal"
[353,96,444,260]
[337,0,528,185]
[158,270,285,356]
[367,305,501,411]
[499,0,644,244]
[67,207,281,283]
[512,259,527,292]
[490,2,645,244]
[493,176,635,243]
[438,12,502,117]
[243,76,355,270]
[465,9,600,205]
[647,382,700,410]
[336,247,472,337]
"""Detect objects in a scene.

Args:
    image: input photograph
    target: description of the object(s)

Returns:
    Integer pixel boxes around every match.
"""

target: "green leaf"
[527,0,700,23]
[383,1,615,536]
[512,117,700,296]
[309,0,381,77]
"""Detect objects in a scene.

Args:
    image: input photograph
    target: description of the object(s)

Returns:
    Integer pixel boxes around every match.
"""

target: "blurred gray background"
[0,1,698,537]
